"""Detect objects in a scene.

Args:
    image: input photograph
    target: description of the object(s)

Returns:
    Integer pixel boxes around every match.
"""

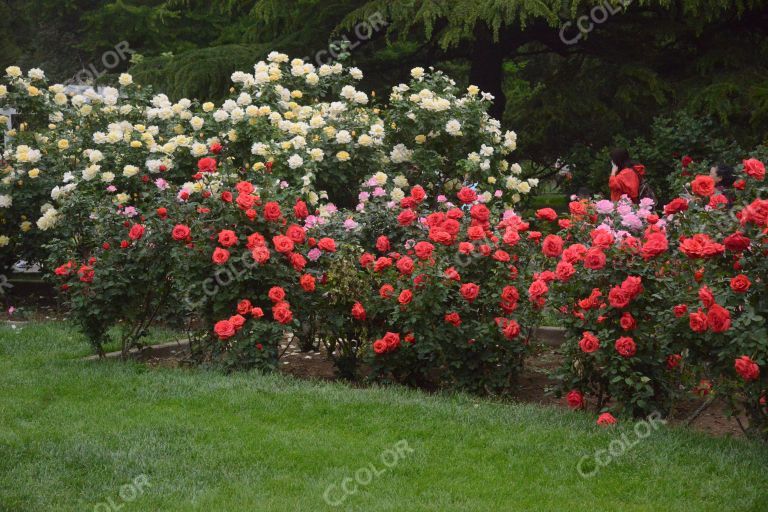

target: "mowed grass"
[1,323,767,511]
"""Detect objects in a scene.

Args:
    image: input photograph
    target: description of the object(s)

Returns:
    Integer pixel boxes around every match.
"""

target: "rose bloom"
[172,224,191,241]
[252,246,270,264]
[590,229,614,249]
[457,186,477,204]
[640,232,668,260]
[398,289,413,305]
[214,319,236,340]
[569,201,588,216]
[317,237,337,252]
[619,312,636,331]
[128,223,145,240]
[555,260,575,282]
[501,318,521,339]
[562,243,588,263]
[212,247,230,265]
[743,158,765,181]
[237,299,252,315]
[663,197,689,215]
[597,413,617,426]
[379,284,394,298]
[583,248,606,270]
[299,274,316,292]
[535,208,558,222]
[229,314,246,330]
[285,224,306,244]
[411,185,426,202]
[397,256,415,275]
[698,286,715,308]
[270,235,293,254]
[690,175,715,196]
[251,307,264,318]
[689,309,708,333]
[734,355,760,381]
[608,286,631,309]
[578,331,600,353]
[673,304,688,318]
[679,234,725,259]
[293,199,309,218]
[739,198,768,226]
[470,203,490,222]
[667,354,682,370]
[621,276,643,299]
[528,279,548,301]
[730,274,751,293]
[542,234,564,258]
[444,312,462,327]
[566,390,585,409]
[467,225,485,240]
[351,301,366,321]
[707,304,731,333]
[263,201,282,221]
[723,232,751,252]
[272,302,293,324]
[268,286,286,303]
[615,336,637,357]
[414,241,434,260]
[460,283,480,302]
[372,339,388,354]
[374,257,393,272]
[218,229,238,247]
[382,332,401,351]
[376,235,390,252]
[397,209,418,226]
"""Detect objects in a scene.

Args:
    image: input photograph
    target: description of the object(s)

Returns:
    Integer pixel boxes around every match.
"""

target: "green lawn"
[1,322,767,511]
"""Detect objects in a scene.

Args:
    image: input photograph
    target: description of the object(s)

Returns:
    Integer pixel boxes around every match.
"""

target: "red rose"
[608,286,631,309]
[214,320,236,340]
[457,187,477,204]
[294,200,309,219]
[410,185,426,202]
[373,339,388,354]
[663,197,689,215]
[566,390,585,410]
[528,279,549,302]
[210,142,223,154]
[743,158,765,181]
[373,257,393,272]
[396,256,414,275]
[555,260,575,282]
[398,289,413,305]
[569,201,588,216]
[317,238,337,252]
[734,179,746,190]
[221,191,233,203]
[579,332,600,353]
[251,246,270,264]
[467,225,485,240]
[734,355,760,381]
[212,247,230,265]
[172,224,191,241]
[128,223,145,241]
[707,304,731,333]
[667,354,682,370]
[235,181,254,195]
[740,199,768,226]
[597,413,617,426]
[535,208,558,222]
[691,175,715,196]
[272,302,293,324]
[542,234,564,258]
[299,274,316,292]
[379,284,394,299]
[272,235,294,254]
[376,235,390,252]
[263,201,282,221]
[619,312,636,331]
[615,336,636,357]
[351,301,366,321]
[251,307,264,318]
[444,312,462,327]
[156,207,167,218]
[285,225,306,244]
[640,232,668,260]
[397,209,418,226]
[229,314,246,330]
[730,274,751,293]
[673,304,688,318]
[218,229,238,248]
[460,283,480,302]
[583,248,606,270]
[689,309,708,333]
[470,204,490,222]
[268,286,286,303]
[414,241,434,260]
[237,299,252,315]
[501,318,521,339]
[590,230,614,249]
[197,157,217,173]
[681,155,693,168]
[723,232,751,252]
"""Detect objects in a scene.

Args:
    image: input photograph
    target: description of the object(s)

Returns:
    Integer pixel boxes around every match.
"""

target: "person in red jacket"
[608,148,640,203]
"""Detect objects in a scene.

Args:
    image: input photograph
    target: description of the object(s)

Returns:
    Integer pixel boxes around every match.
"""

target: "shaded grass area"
[1,322,766,511]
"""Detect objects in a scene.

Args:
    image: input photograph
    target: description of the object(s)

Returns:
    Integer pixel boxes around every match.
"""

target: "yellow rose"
[20,221,32,232]
[336,151,350,162]
[130,141,142,148]
[57,139,69,150]
[28,168,40,179]
[414,134,426,144]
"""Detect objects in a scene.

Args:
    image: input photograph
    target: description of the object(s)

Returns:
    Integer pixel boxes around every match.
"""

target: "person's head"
[709,164,735,188]
[610,148,631,170]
